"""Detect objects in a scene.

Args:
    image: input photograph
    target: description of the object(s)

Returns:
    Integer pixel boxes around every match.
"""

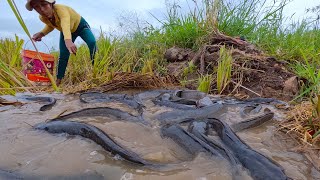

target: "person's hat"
[26,0,56,11]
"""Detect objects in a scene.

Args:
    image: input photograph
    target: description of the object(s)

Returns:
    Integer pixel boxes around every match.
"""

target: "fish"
[156,103,223,125]
[188,121,241,177]
[231,112,274,132]
[207,118,289,180]
[24,96,57,111]
[79,92,145,114]
[161,124,223,159]
[212,97,289,109]
[152,99,196,110]
[0,170,22,180]
[35,121,188,173]
[136,90,176,101]
[50,107,148,125]
[239,104,263,117]
[0,170,104,180]
[35,120,151,165]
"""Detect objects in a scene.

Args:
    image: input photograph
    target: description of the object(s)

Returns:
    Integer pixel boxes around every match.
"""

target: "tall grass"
[0,35,24,67]
[7,0,58,91]
[0,35,32,95]
[217,0,320,100]
[1,0,320,98]
[197,74,212,93]
[216,45,232,94]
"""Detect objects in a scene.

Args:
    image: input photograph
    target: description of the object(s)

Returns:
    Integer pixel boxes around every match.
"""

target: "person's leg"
[78,20,97,64]
[56,32,78,82]
[56,32,70,82]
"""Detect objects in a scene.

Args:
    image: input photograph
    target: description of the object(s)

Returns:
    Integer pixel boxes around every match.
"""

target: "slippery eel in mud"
[207,118,289,180]
[24,96,57,111]
[160,124,224,159]
[0,170,22,180]
[50,107,148,125]
[1,95,57,111]
[151,90,208,109]
[79,92,145,113]
[35,120,151,166]
[212,97,289,109]
[152,92,196,110]
[188,121,240,166]
[231,112,275,132]
[155,103,223,125]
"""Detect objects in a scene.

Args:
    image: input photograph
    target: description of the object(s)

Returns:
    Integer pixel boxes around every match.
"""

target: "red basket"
[21,42,55,83]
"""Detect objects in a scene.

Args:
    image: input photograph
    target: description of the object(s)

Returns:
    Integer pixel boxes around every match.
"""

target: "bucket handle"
[21,40,53,72]
[23,40,51,54]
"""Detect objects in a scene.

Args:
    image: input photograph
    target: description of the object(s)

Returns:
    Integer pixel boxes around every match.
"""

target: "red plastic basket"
[21,41,55,83]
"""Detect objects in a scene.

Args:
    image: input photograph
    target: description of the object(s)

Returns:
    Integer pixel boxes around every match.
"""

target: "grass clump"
[197,74,212,93]
[216,45,232,94]
[279,101,320,147]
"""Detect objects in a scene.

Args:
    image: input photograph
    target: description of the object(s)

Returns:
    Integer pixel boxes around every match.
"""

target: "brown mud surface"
[165,32,297,101]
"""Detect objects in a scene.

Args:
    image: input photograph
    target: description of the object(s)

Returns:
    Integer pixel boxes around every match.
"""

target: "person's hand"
[56,79,61,86]
[65,39,77,55]
[32,32,45,42]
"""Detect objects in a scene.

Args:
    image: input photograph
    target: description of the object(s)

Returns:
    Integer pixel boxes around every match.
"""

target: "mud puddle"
[0,92,318,180]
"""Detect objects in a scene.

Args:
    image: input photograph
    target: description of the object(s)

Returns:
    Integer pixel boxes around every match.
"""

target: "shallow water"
[0,91,319,180]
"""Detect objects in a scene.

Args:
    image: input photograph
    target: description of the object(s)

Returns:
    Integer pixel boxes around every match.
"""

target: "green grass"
[216,45,232,94]
[1,0,320,100]
[197,74,213,93]
[0,35,33,95]
[0,35,24,67]
[7,0,58,91]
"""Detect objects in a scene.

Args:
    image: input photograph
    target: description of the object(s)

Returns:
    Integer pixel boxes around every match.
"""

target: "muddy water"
[0,92,319,180]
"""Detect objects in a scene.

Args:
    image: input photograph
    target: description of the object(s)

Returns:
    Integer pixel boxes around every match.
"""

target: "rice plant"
[7,0,58,90]
[0,60,32,95]
[292,50,320,100]
[197,74,212,93]
[0,35,24,67]
[1,0,319,99]
[216,45,232,94]
[0,33,31,94]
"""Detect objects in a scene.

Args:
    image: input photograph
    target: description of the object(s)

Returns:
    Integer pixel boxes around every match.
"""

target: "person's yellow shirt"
[39,4,81,40]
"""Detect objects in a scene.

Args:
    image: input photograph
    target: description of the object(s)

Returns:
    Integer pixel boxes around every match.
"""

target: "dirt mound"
[165,31,298,101]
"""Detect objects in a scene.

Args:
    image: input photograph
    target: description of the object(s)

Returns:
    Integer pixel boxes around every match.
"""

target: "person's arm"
[57,8,77,54]
[57,9,72,40]
[40,25,54,36]
[39,16,54,36]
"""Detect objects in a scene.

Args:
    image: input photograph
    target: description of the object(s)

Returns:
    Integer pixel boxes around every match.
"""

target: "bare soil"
[165,31,298,101]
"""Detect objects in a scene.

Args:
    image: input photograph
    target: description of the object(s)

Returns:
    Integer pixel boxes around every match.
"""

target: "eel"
[35,120,151,165]
[231,112,275,132]
[136,90,176,101]
[50,107,148,125]
[207,118,289,180]
[216,97,289,109]
[24,96,57,111]
[160,124,223,158]
[0,170,22,180]
[170,90,205,106]
[152,99,196,110]
[156,103,223,125]
[188,121,241,177]
[79,92,145,114]
[239,104,263,117]
[188,121,240,165]
[35,121,188,173]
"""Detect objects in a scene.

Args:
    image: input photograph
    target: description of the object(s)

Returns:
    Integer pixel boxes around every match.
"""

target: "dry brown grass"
[64,72,180,93]
[278,101,320,170]
[279,101,320,146]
